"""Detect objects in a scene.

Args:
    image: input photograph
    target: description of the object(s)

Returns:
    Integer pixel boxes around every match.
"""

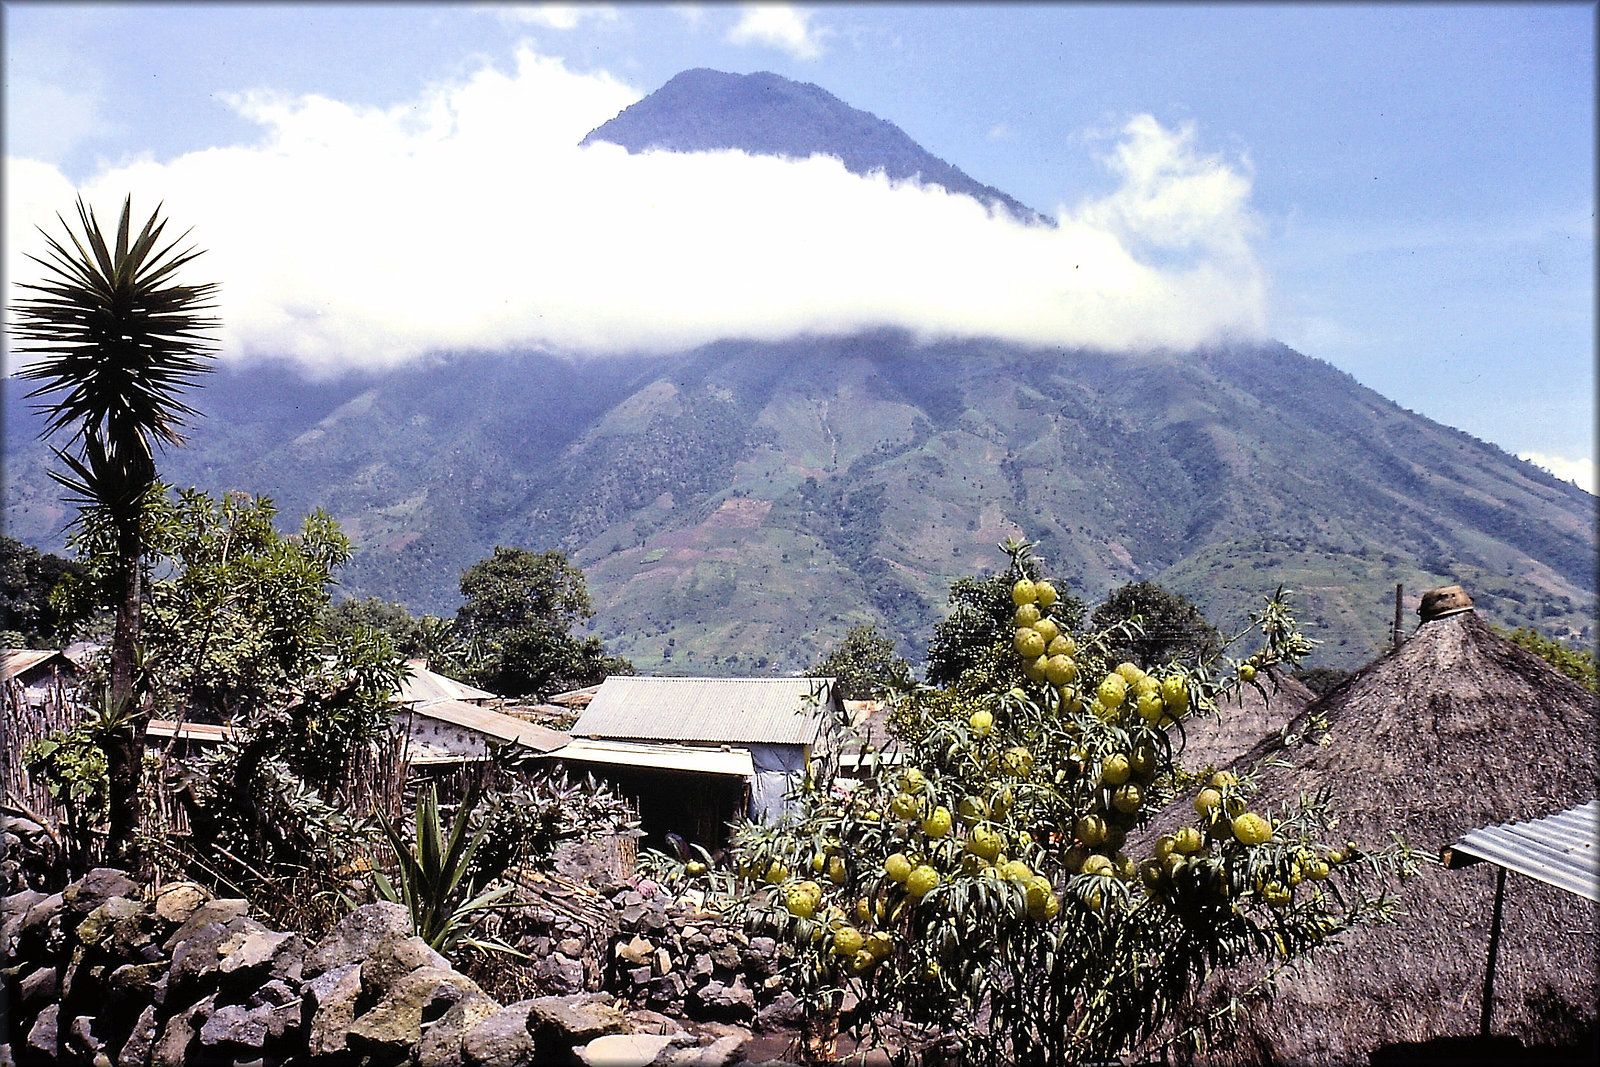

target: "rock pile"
[1,870,793,1066]
[602,882,806,1033]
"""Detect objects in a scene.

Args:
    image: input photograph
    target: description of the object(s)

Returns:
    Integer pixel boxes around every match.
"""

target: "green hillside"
[6,333,1590,673]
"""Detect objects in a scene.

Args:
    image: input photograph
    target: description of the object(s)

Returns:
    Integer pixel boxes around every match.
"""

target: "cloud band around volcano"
[5,48,1267,375]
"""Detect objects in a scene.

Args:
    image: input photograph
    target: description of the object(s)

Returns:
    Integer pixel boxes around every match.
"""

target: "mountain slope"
[582,68,1043,222]
[6,336,1590,672]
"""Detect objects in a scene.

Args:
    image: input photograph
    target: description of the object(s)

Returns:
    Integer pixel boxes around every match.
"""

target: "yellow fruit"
[1013,603,1042,628]
[959,853,990,876]
[812,853,826,873]
[1135,693,1164,722]
[1101,753,1131,786]
[891,792,921,820]
[1023,875,1052,914]
[1097,674,1128,709]
[832,926,864,956]
[1075,814,1109,847]
[1231,812,1273,846]
[1003,747,1034,776]
[1209,771,1238,789]
[1161,675,1189,712]
[884,853,913,883]
[968,710,994,738]
[1129,744,1157,776]
[1034,580,1058,608]
[906,865,939,899]
[1033,617,1061,645]
[1172,827,1204,854]
[967,825,1003,861]
[785,888,817,919]
[865,931,894,959]
[1023,655,1049,682]
[1045,654,1078,687]
[1153,834,1177,860]
[1012,579,1038,606]
[1238,663,1257,682]
[854,899,872,924]
[899,768,928,795]
[957,796,988,825]
[1082,855,1115,878]
[1195,789,1223,817]
[1014,628,1046,659]
[827,856,848,885]
[1047,634,1077,657]
[766,860,790,884]
[1000,859,1033,882]
[1111,783,1142,814]
[1115,662,1144,684]
[848,949,875,974]
[687,860,707,875]
[1306,859,1331,881]
[921,806,953,839]
[990,786,1015,818]
[1261,881,1291,908]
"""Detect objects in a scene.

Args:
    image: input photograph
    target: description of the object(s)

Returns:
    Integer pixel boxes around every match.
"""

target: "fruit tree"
[715,538,1412,1066]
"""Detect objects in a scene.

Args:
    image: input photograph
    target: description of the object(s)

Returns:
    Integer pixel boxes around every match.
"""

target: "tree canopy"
[925,551,1086,687]
[1089,581,1222,670]
[455,546,632,699]
[807,623,915,700]
[0,535,95,647]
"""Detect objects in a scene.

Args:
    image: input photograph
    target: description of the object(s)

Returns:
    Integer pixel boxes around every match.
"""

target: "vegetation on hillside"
[1498,624,1598,693]
[807,623,916,700]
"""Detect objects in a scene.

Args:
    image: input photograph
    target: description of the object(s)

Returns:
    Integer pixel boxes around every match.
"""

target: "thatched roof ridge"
[1171,609,1598,1065]
[1171,666,1317,775]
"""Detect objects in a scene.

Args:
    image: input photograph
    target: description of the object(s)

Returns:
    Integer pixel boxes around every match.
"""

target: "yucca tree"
[12,195,218,859]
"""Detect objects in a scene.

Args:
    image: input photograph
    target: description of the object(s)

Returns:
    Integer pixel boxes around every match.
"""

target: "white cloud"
[725,4,828,61]
[495,4,619,30]
[4,49,1268,376]
[1517,452,1596,495]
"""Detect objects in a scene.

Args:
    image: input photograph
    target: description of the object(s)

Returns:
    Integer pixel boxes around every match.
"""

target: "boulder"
[655,1033,750,1067]
[360,933,450,998]
[25,1004,61,1059]
[217,928,305,988]
[415,995,502,1067]
[304,962,363,1058]
[347,966,487,1058]
[527,993,627,1050]
[576,1032,677,1066]
[18,963,59,1005]
[61,869,141,922]
[302,901,412,979]
[116,1004,160,1067]
[690,977,754,1021]
[460,1000,538,1066]
[151,995,214,1067]
[199,1004,271,1052]
[160,898,251,952]
[152,882,211,926]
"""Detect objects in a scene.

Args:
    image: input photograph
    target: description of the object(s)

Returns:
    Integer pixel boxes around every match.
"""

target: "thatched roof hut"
[1169,592,1598,1065]
[1172,667,1317,775]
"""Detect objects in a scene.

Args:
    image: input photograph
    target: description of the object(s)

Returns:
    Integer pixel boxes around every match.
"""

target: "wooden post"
[1480,865,1507,1036]
[1392,583,1404,650]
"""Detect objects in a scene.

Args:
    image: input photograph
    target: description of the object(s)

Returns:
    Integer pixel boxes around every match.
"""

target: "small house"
[559,675,845,848]
[1,649,79,708]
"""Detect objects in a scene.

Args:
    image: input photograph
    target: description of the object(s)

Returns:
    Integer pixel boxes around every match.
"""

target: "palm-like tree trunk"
[12,196,218,862]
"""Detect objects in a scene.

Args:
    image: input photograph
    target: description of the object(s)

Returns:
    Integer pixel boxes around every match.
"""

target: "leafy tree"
[1090,581,1222,670]
[12,196,218,859]
[1498,625,1598,693]
[925,545,1086,687]
[716,539,1413,1066]
[324,596,465,671]
[455,547,632,699]
[808,623,916,700]
[0,535,96,647]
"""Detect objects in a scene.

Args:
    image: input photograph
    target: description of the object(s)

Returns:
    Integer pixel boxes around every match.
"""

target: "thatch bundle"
[1168,604,1598,1065]
[1172,667,1317,775]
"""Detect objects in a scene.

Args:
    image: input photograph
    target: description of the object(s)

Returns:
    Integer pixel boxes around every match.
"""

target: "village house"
[553,675,846,850]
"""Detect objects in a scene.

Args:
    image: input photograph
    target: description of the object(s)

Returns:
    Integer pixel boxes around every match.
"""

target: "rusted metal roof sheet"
[405,699,570,752]
[571,676,838,746]
[552,738,754,778]
[1442,800,1600,903]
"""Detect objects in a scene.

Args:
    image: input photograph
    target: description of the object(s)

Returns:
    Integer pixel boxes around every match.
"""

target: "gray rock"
[248,977,299,1007]
[62,869,141,921]
[304,962,363,1057]
[527,993,626,1047]
[218,928,305,987]
[709,943,742,972]
[302,901,412,979]
[689,954,714,980]
[691,977,754,1021]
[360,933,450,998]
[2,888,47,946]
[754,991,804,1030]
[116,1003,160,1067]
[415,996,501,1067]
[656,1033,749,1067]
[25,1004,61,1058]
[18,963,58,1005]
[578,1033,676,1067]
[167,921,233,997]
[534,951,585,995]
[348,966,487,1057]
[199,1004,270,1050]
[151,995,214,1067]
[558,937,586,957]
[17,892,64,955]
[107,960,166,1003]
[151,882,211,926]
[460,1000,537,1066]
[616,936,654,965]
[160,898,251,952]
[74,896,149,951]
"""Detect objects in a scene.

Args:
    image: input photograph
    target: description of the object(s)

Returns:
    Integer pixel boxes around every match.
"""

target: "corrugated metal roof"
[1442,800,1600,903]
[397,663,498,704]
[570,676,838,745]
[552,738,754,777]
[2,649,75,682]
[145,720,240,743]
[405,699,570,752]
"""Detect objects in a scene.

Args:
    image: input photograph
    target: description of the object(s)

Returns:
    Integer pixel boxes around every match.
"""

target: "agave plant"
[12,195,218,859]
[373,782,518,958]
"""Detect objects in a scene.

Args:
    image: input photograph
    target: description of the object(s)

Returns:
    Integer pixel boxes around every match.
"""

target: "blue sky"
[4,2,1594,490]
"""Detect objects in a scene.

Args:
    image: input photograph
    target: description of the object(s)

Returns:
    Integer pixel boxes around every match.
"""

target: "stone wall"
[1,869,798,1067]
